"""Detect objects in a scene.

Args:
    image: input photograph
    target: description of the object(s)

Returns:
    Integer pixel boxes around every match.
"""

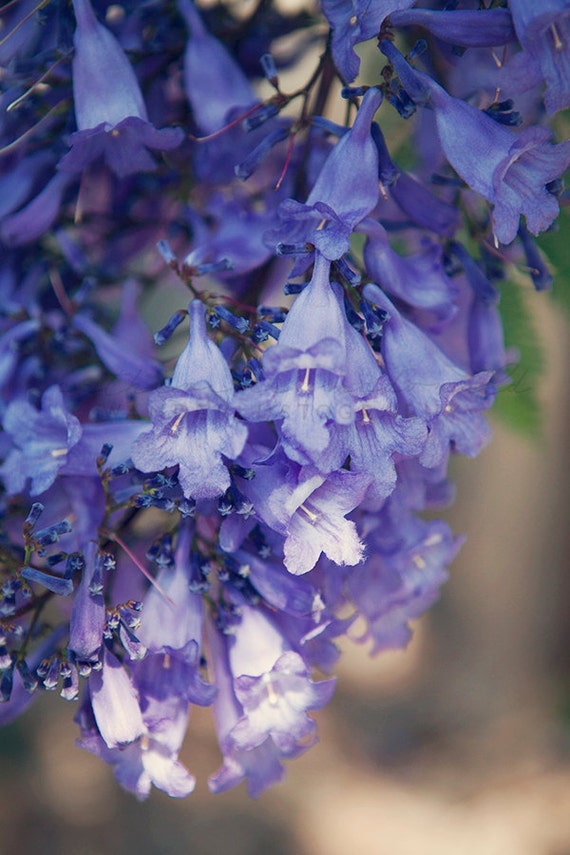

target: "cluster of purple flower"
[0,0,568,799]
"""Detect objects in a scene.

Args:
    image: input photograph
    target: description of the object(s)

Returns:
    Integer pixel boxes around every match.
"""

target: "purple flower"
[179,0,254,135]
[1,385,82,496]
[360,220,458,319]
[347,513,461,654]
[321,0,415,82]
[77,664,195,799]
[136,522,216,706]
[228,451,369,574]
[390,8,516,48]
[236,253,359,469]
[132,301,247,499]
[88,646,145,749]
[381,40,570,244]
[272,89,382,260]
[363,284,495,467]
[225,601,335,754]
[58,0,183,177]
[207,620,286,798]
[509,0,570,113]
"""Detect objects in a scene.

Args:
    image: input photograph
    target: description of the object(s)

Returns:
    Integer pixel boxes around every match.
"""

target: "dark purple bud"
[276,242,313,256]
[260,53,279,86]
[33,519,73,549]
[213,305,250,334]
[251,321,281,343]
[97,443,113,467]
[194,259,234,276]
[341,86,369,98]
[333,256,361,287]
[235,126,289,180]
[178,497,197,518]
[518,223,553,291]
[15,659,38,694]
[60,660,79,701]
[242,103,279,132]
[21,566,74,596]
[258,306,288,323]
[0,666,14,703]
[154,310,188,346]
[361,299,389,339]
[24,502,44,530]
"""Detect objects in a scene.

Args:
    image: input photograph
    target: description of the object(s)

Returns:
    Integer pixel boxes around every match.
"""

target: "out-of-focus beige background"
[0,293,568,855]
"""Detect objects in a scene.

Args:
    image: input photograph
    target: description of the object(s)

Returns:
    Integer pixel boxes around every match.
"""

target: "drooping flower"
[236,253,359,469]
[363,283,495,467]
[1,385,82,496]
[271,89,382,260]
[381,40,570,244]
[58,0,183,177]
[132,301,248,500]
[87,646,145,749]
[508,0,570,114]
[224,599,335,754]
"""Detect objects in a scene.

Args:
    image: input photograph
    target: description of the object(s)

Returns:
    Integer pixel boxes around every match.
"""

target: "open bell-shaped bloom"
[132,301,247,499]
[381,40,570,245]
[1,385,82,496]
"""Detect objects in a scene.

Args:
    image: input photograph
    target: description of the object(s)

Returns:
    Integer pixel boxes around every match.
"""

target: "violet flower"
[273,89,382,260]
[58,0,183,177]
[1,385,82,496]
[321,0,415,82]
[132,301,248,500]
[381,40,570,245]
[236,253,359,469]
[509,0,570,113]
[225,600,335,755]
[363,284,495,468]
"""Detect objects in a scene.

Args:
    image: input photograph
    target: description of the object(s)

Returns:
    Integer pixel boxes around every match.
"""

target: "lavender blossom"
[132,301,247,499]
[58,0,183,176]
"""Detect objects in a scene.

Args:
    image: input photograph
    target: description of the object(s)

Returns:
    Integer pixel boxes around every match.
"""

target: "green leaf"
[493,280,544,438]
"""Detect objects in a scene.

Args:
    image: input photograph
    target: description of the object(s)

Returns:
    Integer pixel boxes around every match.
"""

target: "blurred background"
[0,272,569,855]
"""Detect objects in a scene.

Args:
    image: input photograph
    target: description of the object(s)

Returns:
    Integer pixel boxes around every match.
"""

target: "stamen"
[490,48,504,69]
[300,367,311,393]
[163,652,171,669]
[361,408,371,425]
[299,503,319,523]
[316,218,327,231]
[263,674,279,706]
[412,554,426,569]
[378,179,389,202]
[170,412,185,435]
[550,22,563,50]
[50,448,68,458]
